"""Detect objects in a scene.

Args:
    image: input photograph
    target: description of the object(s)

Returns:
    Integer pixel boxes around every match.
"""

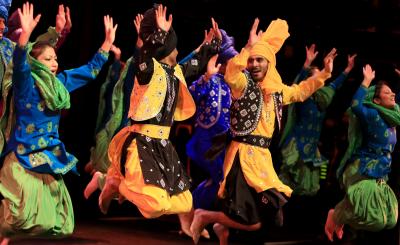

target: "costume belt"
[233,134,271,148]
[129,124,170,139]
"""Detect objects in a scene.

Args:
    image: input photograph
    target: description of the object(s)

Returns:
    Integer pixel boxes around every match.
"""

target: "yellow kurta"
[219,47,331,198]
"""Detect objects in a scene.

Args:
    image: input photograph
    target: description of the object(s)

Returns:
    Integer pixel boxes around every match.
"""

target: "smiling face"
[32,45,58,75]
[373,82,396,109]
[247,55,269,82]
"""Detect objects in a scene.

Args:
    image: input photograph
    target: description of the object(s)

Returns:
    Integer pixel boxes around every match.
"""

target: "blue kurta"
[333,85,398,231]
[187,73,231,209]
[289,71,347,164]
[279,69,347,195]
[5,45,108,175]
[350,86,396,178]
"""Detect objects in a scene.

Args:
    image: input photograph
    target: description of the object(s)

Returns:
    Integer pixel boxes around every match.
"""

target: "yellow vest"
[128,58,195,121]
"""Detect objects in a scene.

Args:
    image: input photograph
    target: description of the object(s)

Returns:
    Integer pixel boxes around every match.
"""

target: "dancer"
[178,29,237,239]
[0,2,117,244]
[325,64,399,241]
[190,17,333,245]
[279,44,356,196]
[98,4,220,220]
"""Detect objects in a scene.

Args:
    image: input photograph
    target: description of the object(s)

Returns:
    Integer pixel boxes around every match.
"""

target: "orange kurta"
[105,60,196,218]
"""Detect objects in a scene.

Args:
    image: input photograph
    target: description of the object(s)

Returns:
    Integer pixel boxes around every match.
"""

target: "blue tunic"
[187,73,231,209]
[286,70,347,165]
[5,45,108,175]
[350,86,397,178]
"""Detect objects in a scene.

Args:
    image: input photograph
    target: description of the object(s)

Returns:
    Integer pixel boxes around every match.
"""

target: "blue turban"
[0,0,12,32]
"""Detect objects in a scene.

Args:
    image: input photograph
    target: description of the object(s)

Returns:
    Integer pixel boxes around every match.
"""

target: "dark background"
[6,0,400,243]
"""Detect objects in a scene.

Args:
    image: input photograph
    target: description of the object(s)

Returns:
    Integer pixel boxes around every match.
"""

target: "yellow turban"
[250,18,290,93]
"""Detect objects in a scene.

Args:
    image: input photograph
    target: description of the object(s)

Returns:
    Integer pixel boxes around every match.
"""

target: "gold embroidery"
[26,123,35,134]
[29,152,52,167]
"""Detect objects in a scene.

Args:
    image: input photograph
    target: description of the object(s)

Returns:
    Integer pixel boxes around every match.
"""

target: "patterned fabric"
[233,134,271,148]
[337,86,400,180]
[187,72,231,209]
[129,58,195,122]
[89,59,125,173]
[27,43,71,111]
[136,133,190,194]
[189,73,231,129]
[278,70,346,195]
[109,62,192,196]
[0,152,74,237]
[230,72,263,136]
[334,159,398,231]
[4,45,108,174]
[218,39,331,224]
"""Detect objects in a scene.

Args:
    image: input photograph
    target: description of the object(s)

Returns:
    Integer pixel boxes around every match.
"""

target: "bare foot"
[178,212,193,238]
[0,237,10,245]
[98,177,120,214]
[335,224,344,240]
[84,171,102,199]
[200,228,210,239]
[190,209,207,244]
[213,223,229,245]
[324,209,336,242]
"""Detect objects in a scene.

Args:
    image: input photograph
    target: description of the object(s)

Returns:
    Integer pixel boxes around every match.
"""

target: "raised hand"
[18,2,41,46]
[134,13,143,48]
[204,54,221,81]
[304,44,318,68]
[55,4,66,33]
[322,48,337,73]
[362,64,375,88]
[211,17,222,41]
[100,15,118,52]
[155,4,172,32]
[194,28,214,53]
[245,18,262,49]
[344,54,357,74]
[64,6,72,32]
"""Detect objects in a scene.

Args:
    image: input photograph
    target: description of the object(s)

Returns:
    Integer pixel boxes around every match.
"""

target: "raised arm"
[35,4,67,47]
[18,2,41,47]
[189,54,221,102]
[282,49,334,105]
[13,2,41,95]
[304,43,318,69]
[293,43,319,84]
[135,4,172,85]
[55,5,72,50]
[351,64,375,120]
[225,18,262,96]
[57,15,116,91]
[100,15,117,52]
[133,13,143,49]
[180,17,221,82]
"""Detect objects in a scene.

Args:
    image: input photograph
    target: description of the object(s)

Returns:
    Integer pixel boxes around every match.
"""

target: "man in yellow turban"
[190,18,334,245]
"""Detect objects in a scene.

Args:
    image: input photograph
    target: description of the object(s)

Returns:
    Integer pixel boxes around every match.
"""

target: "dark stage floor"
[9,216,360,245]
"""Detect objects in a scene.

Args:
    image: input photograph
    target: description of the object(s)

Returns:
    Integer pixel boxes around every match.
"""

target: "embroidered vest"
[230,73,263,136]
[129,58,195,121]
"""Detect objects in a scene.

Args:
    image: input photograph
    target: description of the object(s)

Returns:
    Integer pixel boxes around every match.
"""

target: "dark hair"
[30,41,54,59]
[373,80,391,100]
